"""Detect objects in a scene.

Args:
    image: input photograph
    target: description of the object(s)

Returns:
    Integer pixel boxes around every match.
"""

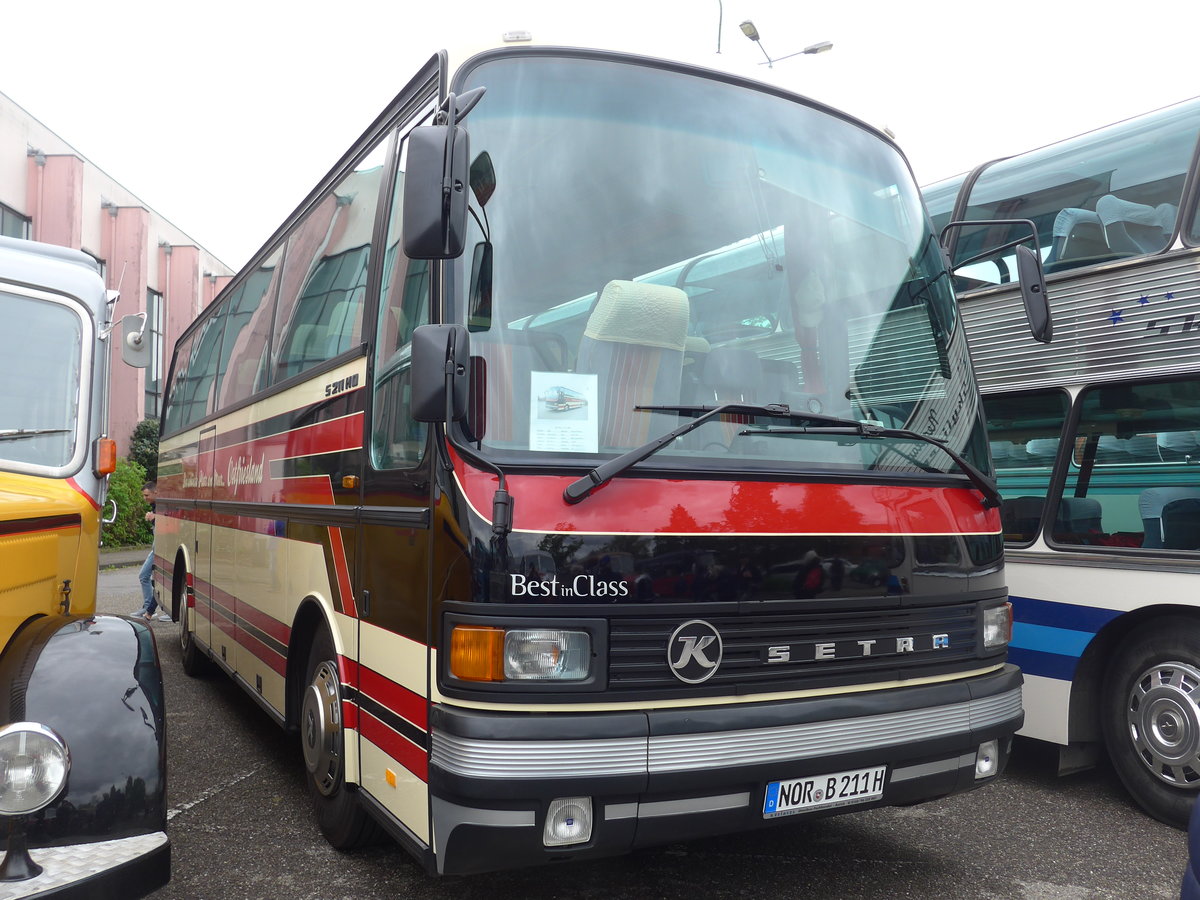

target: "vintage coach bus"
[0,236,168,897]
[154,41,1028,875]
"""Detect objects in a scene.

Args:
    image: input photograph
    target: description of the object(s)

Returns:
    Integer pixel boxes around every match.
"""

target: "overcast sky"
[3,0,1198,269]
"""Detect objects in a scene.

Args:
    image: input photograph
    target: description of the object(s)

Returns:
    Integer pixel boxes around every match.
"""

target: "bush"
[129,418,160,481]
[102,457,152,547]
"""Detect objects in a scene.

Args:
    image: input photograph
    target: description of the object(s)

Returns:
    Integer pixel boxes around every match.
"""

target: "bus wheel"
[1102,618,1200,829]
[176,567,207,676]
[300,629,380,849]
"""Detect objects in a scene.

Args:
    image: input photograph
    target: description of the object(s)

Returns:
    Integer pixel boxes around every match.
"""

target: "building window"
[145,289,163,417]
[1,203,30,239]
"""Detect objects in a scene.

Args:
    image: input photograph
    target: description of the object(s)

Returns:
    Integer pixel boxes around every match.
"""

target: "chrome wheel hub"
[1126,660,1200,787]
[301,660,342,796]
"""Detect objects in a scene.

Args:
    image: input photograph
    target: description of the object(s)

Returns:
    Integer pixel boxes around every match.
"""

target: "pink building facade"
[1,89,234,455]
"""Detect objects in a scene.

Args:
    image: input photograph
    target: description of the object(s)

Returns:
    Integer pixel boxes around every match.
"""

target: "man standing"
[133,481,167,621]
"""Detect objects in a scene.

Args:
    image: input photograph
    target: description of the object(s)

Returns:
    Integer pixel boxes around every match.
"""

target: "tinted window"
[163,310,225,433]
[1059,378,1200,550]
[371,138,430,471]
[947,98,1200,286]
[982,390,1070,544]
[270,137,391,384]
[215,249,283,409]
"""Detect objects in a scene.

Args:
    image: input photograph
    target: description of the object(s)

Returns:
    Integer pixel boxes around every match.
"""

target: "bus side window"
[371,136,429,471]
[982,390,1070,544]
[163,311,225,432]
[1058,377,1200,550]
[270,138,391,385]
[215,248,283,408]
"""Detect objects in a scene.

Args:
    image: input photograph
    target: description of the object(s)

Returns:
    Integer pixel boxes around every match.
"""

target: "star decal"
[1109,310,1124,325]
[1138,295,1150,305]
[1165,292,1175,300]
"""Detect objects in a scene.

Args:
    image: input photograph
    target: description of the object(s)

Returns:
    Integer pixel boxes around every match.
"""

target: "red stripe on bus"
[66,477,100,511]
[348,660,429,732]
[357,707,429,783]
[329,527,357,618]
[341,699,359,732]
[451,449,1000,535]
[237,625,288,677]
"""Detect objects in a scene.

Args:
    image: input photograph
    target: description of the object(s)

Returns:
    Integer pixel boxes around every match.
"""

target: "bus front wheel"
[1102,617,1200,829]
[300,628,381,849]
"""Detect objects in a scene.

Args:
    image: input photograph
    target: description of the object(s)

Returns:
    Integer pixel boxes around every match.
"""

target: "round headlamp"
[0,723,70,816]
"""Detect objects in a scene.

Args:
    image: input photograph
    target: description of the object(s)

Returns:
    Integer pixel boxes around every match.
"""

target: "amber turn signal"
[95,438,117,476]
[449,625,505,681]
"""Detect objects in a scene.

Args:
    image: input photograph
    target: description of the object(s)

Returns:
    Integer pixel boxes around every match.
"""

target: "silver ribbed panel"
[0,832,167,900]
[962,253,1200,391]
[648,686,1021,773]
[431,734,648,778]
[431,686,1021,779]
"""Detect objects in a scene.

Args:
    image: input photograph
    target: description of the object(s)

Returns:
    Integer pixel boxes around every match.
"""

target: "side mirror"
[120,313,151,368]
[402,125,470,260]
[940,218,1053,344]
[411,324,470,422]
[1015,244,1052,343]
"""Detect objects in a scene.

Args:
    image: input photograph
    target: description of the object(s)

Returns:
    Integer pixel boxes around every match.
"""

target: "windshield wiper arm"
[563,403,831,504]
[0,428,70,442]
[744,422,1002,509]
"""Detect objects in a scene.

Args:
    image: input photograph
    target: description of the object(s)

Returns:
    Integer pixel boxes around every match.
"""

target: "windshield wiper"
[0,428,70,442]
[563,403,838,504]
[743,422,1002,509]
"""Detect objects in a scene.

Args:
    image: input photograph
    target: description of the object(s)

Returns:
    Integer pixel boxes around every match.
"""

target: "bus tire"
[1101,617,1200,829]
[176,563,208,676]
[300,628,381,849]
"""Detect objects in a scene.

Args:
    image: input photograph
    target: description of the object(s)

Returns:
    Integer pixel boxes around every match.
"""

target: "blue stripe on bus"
[1007,646,1079,681]
[1011,622,1093,657]
[1006,595,1126,681]
[1009,595,1123,633]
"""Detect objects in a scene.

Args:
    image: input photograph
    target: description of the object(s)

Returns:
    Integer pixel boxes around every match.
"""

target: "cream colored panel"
[361,621,427,693]
[360,736,429,843]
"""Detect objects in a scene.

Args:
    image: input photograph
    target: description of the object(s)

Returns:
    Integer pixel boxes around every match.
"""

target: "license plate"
[763,765,887,818]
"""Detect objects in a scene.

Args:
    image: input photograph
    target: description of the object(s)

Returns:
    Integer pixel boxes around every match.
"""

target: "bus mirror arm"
[940,218,1053,344]
[411,323,513,534]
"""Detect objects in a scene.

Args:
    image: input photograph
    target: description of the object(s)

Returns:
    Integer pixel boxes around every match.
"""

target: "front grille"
[609,602,984,693]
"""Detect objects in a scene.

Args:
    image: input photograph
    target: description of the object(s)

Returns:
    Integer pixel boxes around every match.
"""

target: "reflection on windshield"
[0,292,83,470]
[449,54,987,477]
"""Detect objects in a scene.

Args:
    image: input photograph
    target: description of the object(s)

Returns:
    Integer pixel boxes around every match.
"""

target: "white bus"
[925,96,1200,827]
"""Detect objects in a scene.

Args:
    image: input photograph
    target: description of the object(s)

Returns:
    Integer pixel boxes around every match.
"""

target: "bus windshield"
[451,53,987,476]
[0,290,83,472]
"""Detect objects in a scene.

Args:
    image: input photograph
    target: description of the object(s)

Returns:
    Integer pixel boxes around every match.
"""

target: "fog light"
[975,739,999,779]
[543,796,593,847]
[0,723,70,815]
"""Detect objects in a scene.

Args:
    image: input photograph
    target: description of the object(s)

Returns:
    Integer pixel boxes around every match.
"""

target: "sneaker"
[157,614,172,622]
[131,609,146,617]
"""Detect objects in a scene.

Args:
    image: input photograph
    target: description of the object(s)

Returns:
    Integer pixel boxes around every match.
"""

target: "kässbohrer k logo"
[667,619,723,683]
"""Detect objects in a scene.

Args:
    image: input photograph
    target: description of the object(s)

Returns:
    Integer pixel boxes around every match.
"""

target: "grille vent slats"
[607,603,981,692]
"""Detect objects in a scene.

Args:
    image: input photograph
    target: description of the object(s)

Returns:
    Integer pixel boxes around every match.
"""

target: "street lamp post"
[739,20,832,67]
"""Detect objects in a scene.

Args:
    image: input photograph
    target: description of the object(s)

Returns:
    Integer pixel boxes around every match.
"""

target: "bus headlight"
[0,723,70,816]
[450,625,591,682]
[983,603,1013,650]
[504,630,590,681]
